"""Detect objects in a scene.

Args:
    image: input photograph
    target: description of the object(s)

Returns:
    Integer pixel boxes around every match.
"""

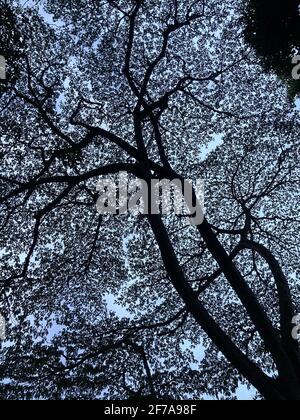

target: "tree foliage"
[0,0,26,91]
[243,0,300,98]
[0,0,299,400]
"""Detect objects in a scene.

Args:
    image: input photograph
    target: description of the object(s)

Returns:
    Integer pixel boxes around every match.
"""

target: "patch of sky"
[200,132,224,161]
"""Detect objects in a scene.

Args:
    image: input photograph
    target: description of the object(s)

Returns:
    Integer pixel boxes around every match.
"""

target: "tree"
[0,0,299,400]
[243,0,300,98]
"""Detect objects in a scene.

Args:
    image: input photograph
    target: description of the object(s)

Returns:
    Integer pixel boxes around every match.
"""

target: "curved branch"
[240,239,300,375]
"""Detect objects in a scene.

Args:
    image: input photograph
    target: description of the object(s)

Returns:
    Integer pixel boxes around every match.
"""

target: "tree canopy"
[0,1,25,90]
[243,0,300,98]
[0,0,299,400]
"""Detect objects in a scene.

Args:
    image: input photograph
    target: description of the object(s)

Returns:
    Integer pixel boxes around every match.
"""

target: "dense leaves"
[0,0,299,400]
